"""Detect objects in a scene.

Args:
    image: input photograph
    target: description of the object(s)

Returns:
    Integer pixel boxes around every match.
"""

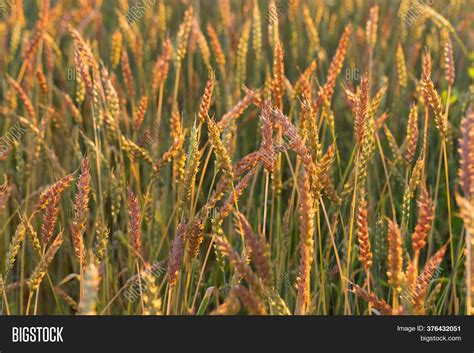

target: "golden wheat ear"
[213,231,265,296]
[71,157,91,264]
[396,43,407,88]
[211,291,241,315]
[198,78,215,124]
[28,231,64,293]
[233,285,267,315]
[443,36,455,87]
[405,103,419,166]
[6,75,36,122]
[77,258,100,315]
[458,108,474,200]
[456,195,474,315]
[127,188,142,259]
[356,197,372,272]
[175,6,194,65]
[167,222,187,288]
[386,219,404,295]
[193,21,212,70]
[421,50,448,138]
[315,23,352,108]
[207,23,226,69]
[352,284,394,315]
[4,216,27,280]
[0,175,11,215]
[207,116,234,178]
[354,73,370,149]
[272,40,285,111]
[220,167,257,220]
[412,184,433,254]
[457,107,474,314]
[295,168,315,315]
[39,173,76,245]
[185,218,205,262]
[133,95,148,132]
[152,38,173,95]
[234,212,271,286]
[366,5,379,49]
[412,244,447,314]
[178,124,201,210]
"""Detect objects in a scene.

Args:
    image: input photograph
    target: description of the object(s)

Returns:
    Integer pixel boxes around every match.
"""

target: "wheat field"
[0,0,473,315]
